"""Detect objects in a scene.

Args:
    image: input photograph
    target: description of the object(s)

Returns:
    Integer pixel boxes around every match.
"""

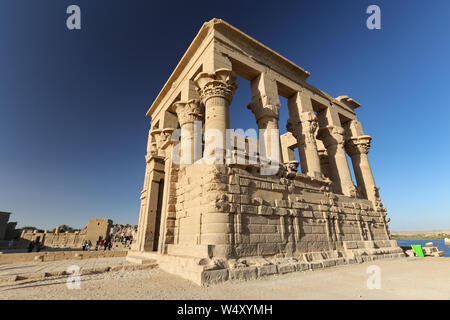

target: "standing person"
[87,240,92,251]
[82,240,86,251]
[95,240,99,251]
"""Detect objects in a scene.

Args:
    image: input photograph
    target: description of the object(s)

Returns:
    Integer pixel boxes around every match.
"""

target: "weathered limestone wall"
[172,163,391,260]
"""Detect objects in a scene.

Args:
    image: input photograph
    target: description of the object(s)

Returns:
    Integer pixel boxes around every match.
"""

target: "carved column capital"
[150,128,163,147]
[287,160,299,173]
[345,135,372,156]
[286,119,301,138]
[286,113,318,145]
[299,111,319,145]
[146,128,158,157]
[172,99,204,127]
[160,128,176,146]
[150,128,176,156]
[148,141,158,157]
[248,100,280,129]
[194,68,237,104]
[317,126,345,148]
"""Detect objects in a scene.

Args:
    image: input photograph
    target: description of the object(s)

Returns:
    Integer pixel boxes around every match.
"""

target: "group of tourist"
[26,239,41,252]
[81,238,113,251]
[81,239,93,251]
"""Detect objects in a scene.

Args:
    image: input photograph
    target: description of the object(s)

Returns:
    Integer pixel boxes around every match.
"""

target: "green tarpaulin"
[411,245,425,257]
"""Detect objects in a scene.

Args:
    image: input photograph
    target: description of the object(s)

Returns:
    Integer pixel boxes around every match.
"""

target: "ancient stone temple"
[127,19,403,285]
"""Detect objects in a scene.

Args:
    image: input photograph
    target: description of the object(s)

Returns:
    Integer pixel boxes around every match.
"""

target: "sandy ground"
[0,257,449,300]
[0,257,133,277]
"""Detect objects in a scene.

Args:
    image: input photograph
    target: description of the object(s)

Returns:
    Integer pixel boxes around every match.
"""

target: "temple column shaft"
[346,136,376,202]
[155,129,176,253]
[343,120,377,202]
[248,72,283,164]
[352,152,375,200]
[316,139,331,178]
[287,93,322,177]
[299,112,322,176]
[195,69,237,153]
[194,69,237,258]
[327,135,353,195]
[133,126,166,252]
[173,99,204,165]
[317,107,356,196]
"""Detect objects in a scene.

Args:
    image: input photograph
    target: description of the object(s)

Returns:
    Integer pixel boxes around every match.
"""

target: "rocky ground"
[0,257,449,300]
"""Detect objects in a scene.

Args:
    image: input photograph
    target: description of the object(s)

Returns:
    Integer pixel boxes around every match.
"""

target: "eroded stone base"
[127,240,405,286]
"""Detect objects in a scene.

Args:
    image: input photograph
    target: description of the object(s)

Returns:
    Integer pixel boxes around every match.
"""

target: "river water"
[396,239,450,257]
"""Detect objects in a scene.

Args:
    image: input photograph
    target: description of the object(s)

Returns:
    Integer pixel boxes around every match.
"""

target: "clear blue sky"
[1,0,449,231]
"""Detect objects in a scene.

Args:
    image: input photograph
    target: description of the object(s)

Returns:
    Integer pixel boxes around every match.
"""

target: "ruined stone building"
[19,218,112,249]
[0,211,11,241]
[111,224,137,238]
[128,19,403,285]
[0,211,20,242]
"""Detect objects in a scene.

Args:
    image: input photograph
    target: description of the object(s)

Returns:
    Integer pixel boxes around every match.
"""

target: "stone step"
[126,256,157,265]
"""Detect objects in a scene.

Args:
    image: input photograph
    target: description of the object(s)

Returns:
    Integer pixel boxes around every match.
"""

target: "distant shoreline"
[391,234,449,240]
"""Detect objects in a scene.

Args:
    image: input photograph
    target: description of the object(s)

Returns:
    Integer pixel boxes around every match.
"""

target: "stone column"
[172,99,204,165]
[345,135,376,202]
[155,128,177,253]
[287,111,322,177]
[248,102,282,163]
[248,72,282,164]
[194,68,237,154]
[133,126,166,252]
[317,126,357,197]
[133,156,165,252]
[151,129,164,157]
[192,70,237,258]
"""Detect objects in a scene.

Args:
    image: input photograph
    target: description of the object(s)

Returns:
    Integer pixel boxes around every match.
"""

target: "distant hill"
[391,230,450,240]
[392,230,450,235]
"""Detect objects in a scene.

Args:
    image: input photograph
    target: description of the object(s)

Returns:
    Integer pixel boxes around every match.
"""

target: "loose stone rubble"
[403,242,444,257]
[127,18,404,285]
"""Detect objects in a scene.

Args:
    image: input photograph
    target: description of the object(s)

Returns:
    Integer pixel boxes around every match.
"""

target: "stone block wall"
[171,163,391,260]
[20,231,85,248]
